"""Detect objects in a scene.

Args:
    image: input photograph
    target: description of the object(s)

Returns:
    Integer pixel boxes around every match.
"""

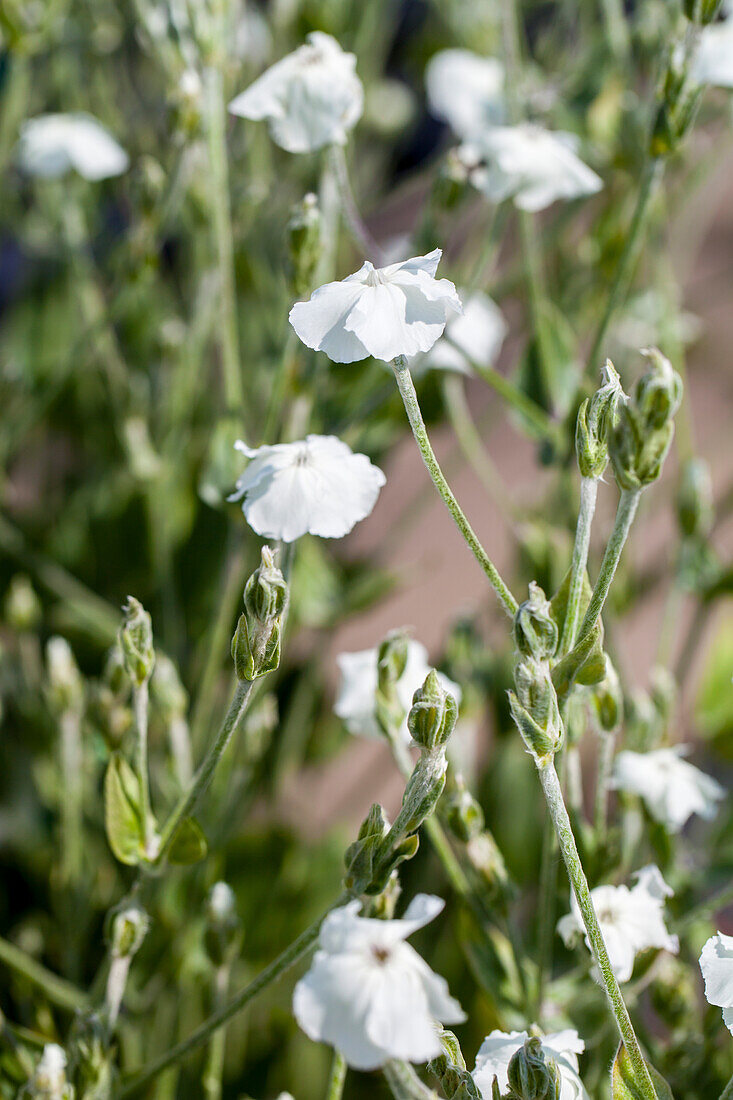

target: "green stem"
[204,66,243,412]
[392,358,518,619]
[202,965,230,1100]
[59,709,84,887]
[559,477,599,656]
[533,800,557,1021]
[133,681,154,856]
[536,757,659,1100]
[325,1050,347,1100]
[720,1074,733,1100]
[0,936,89,1012]
[577,488,641,645]
[383,1060,436,1100]
[585,158,664,378]
[118,897,348,1097]
[156,680,253,862]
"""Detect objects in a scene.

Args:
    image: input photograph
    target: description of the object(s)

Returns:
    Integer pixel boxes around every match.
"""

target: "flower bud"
[205,881,242,968]
[28,1044,72,1100]
[151,653,188,720]
[444,773,484,842]
[366,871,402,920]
[343,803,418,896]
[232,547,288,681]
[590,656,623,732]
[513,583,558,660]
[287,192,321,298]
[465,831,512,908]
[104,643,130,698]
[119,597,155,686]
[683,0,722,22]
[676,457,713,540]
[428,1028,482,1100]
[377,630,409,691]
[509,658,562,758]
[45,636,84,716]
[609,349,682,490]
[407,670,458,750]
[575,360,623,478]
[4,574,41,632]
[110,905,148,960]
[397,746,449,836]
[506,1037,561,1100]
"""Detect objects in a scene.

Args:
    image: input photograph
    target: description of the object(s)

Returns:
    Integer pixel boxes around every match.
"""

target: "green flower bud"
[110,905,149,960]
[343,803,391,894]
[444,773,485,842]
[609,349,682,490]
[151,653,188,720]
[650,51,702,156]
[510,658,562,758]
[119,597,155,686]
[428,1028,482,1100]
[232,547,288,681]
[204,881,242,968]
[575,360,623,478]
[377,630,409,690]
[676,457,713,540]
[591,656,624,732]
[513,583,558,660]
[68,1012,114,1100]
[398,747,449,836]
[683,0,722,23]
[4,574,41,632]
[407,669,458,750]
[287,192,321,298]
[45,636,84,716]
[365,871,402,920]
[103,644,130,698]
[465,831,512,908]
[506,1037,561,1100]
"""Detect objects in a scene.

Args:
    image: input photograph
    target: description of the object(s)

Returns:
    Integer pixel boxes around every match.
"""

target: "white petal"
[17,114,128,180]
[473,1031,528,1093]
[289,281,368,363]
[364,959,444,1064]
[424,292,507,374]
[692,21,733,88]
[293,953,388,1069]
[333,649,381,738]
[700,932,733,1009]
[426,50,505,139]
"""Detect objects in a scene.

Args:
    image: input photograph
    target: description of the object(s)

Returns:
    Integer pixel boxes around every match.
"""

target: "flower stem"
[0,936,89,1012]
[559,477,599,656]
[59,709,84,888]
[585,158,664,378]
[204,65,243,413]
[383,1060,437,1100]
[330,144,384,264]
[577,487,641,646]
[325,1050,347,1100]
[118,896,349,1097]
[156,680,254,863]
[392,357,518,618]
[133,681,154,856]
[202,965,231,1100]
[536,757,659,1100]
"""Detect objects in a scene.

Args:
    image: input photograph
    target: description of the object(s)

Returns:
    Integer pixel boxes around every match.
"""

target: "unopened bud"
[510,658,562,758]
[591,656,623,732]
[506,1037,561,1100]
[683,0,722,22]
[513,583,558,660]
[344,803,418,896]
[232,547,288,680]
[4,574,41,632]
[29,1044,72,1100]
[104,644,130,697]
[676,457,713,540]
[398,746,448,835]
[119,597,155,686]
[46,637,83,716]
[444,773,484,842]
[377,630,409,690]
[610,349,682,490]
[407,669,458,750]
[287,193,321,297]
[110,905,148,960]
[465,831,512,907]
[205,881,242,967]
[575,360,623,478]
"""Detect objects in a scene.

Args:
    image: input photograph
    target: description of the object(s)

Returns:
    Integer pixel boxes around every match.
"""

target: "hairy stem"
[536,758,659,1100]
[59,709,84,887]
[392,357,518,618]
[577,488,641,645]
[325,1050,347,1100]
[202,965,231,1100]
[384,1060,437,1100]
[560,477,599,656]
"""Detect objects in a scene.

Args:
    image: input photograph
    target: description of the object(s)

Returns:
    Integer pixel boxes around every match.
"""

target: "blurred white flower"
[228,32,363,153]
[293,894,464,1069]
[420,291,507,376]
[289,248,462,363]
[460,124,602,211]
[17,113,129,180]
[334,638,461,744]
[557,865,679,982]
[610,746,725,833]
[425,49,505,140]
[473,1029,588,1100]
[229,435,385,543]
[32,1044,69,1098]
[699,931,733,1034]
[208,881,237,920]
[692,18,733,89]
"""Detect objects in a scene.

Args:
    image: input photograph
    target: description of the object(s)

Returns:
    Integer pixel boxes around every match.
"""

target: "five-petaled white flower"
[557,865,679,983]
[692,17,733,89]
[17,113,129,181]
[334,638,461,744]
[611,746,725,833]
[699,931,733,1035]
[293,894,465,1069]
[459,124,602,211]
[229,435,385,543]
[425,49,505,140]
[420,291,507,376]
[473,1029,588,1100]
[289,248,462,363]
[228,32,363,153]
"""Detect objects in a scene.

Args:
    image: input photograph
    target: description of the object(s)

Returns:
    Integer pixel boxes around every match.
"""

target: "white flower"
[460,124,602,212]
[228,32,363,153]
[229,434,385,543]
[692,18,733,89]
[208,881,237,921]
[557,865,679,983]
[425,49,505,140]
[17,113,129,180]
[293,894,464,1069]
[420,291,507,376]
[610,746,725,833]
[473,1029,588,1100]
[32,1044,68,1098]
[289,248,462,363]
[334,638,461,744]
[699,931,733,1034]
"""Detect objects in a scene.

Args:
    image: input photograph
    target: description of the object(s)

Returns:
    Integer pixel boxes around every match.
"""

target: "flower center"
[371,944,391,965]
[294,446,311,467]
[364,266,388,287]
